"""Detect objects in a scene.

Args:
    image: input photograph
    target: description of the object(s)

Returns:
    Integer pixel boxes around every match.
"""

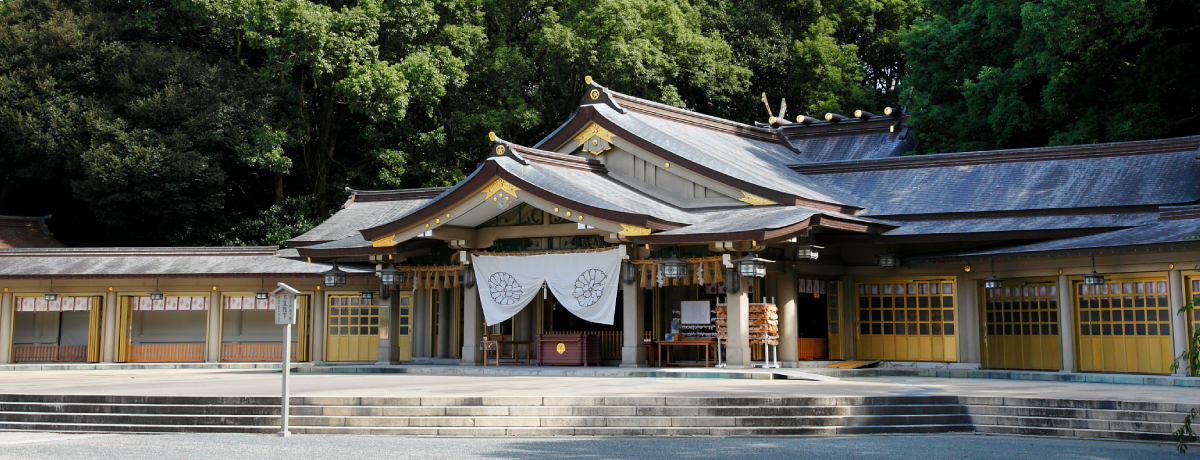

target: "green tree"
[176,0,471,213]
[903,0,1200,154]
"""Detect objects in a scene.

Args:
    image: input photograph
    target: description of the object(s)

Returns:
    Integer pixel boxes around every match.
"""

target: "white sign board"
[274,293,296,325]
[680,300,711,325]
[272,283,301,325]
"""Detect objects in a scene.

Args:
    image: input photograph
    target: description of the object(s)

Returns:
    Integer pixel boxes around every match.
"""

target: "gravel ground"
[0,432,1180,460]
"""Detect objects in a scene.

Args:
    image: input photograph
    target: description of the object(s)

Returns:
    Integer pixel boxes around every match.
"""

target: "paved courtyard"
[2,368,1200,404]
[0,432,1181,460]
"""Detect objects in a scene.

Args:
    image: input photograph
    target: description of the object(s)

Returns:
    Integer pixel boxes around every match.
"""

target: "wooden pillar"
[101,291,117,363]
[840,276,855,360]
[620,274,646,367]
[311,289,326,364]
[460,280,483,365]
[377,287,395,365]
[1170,270,1188,376]
[0,291,13,364]
[206,290,222,362]
[957,276,981,365]
[776,271,798,364]
[1057,275,1077,373]
[726,274,752,368]
[437,288,452,359]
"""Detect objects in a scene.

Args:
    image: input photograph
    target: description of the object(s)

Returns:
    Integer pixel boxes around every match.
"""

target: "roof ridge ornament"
[580,76,626,114]
[487,133,529,165]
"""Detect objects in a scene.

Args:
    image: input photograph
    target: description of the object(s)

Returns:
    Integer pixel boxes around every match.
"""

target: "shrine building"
[2,77,1200,376]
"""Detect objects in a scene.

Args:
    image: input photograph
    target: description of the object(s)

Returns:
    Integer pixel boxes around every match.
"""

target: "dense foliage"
[0,0,1196,246]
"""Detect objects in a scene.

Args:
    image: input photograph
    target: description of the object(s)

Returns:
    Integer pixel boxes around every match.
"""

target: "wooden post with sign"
[272,283,300,437]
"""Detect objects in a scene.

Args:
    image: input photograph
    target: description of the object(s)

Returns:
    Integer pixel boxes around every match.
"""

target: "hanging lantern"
[795,245,822,260]
[621,260,637,284]
[44,279,57,301]
[732,253,772,278]
[657,253,689,279]
[255,278,270,300]
[149,279,164,301]
[877,254,901,267]
[983,260,1003,289]
[360,289,374,301]
[323,263,348,287]
[1084,254,1105,285]
[725,267,741,293]
[463,266,476,288]
[379,264,405,287]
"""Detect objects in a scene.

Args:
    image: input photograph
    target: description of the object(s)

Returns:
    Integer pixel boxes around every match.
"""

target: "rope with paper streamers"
[395,264,464,290]
[629,256,725,287]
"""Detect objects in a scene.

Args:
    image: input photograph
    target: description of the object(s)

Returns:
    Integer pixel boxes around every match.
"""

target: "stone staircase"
[0,393,1191,441]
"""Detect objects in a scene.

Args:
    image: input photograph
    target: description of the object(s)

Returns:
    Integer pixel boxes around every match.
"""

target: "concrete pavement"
[0,432,1180,459]
[3,368,1200,405]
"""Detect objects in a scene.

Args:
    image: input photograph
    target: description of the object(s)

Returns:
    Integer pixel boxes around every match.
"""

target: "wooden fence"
[545,331,623,359]
[130,344,205,362]
[222,343,299,362]
[14,345,87,363]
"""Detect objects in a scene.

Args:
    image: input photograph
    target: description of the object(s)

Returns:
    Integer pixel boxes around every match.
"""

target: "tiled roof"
[0,215,64,248]
[289,188,447,245]
[906,218,1200,263]
[0,247,374,278]
[879,212,1159,236]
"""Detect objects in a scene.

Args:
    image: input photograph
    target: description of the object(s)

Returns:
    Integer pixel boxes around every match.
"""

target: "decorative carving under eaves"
[372,234,397,248]
[618,224,652,236]
[737,191,777,206]
[481,178,521,200]
[574,123,617,155]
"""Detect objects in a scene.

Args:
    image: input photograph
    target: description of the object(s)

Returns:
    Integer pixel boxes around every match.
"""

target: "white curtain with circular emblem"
[471,248,621,326]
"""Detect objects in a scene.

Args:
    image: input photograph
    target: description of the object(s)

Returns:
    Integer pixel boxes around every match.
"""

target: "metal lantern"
[983,260,1003,289]
[360,289,374,301]
[732,253,772,278]
[725,267,741,293]
[983,276,1004,289]
[657,253,689,279]
[463,265,476,288]
[255,278,270,300]
[149,279,164,301]
[795,245,822,260]
[323,263,348,287]
[877,254,901,267]
[379,264,405,287]
[621,260,637,284]
[1084,254,1105,285]
[44,279,57,301]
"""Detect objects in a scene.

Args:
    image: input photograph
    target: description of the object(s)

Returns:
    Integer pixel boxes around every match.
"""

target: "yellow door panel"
[1075,278,1173,374]
[325,295,381,362]
[981,282,1062,371]
[855,281,958,362]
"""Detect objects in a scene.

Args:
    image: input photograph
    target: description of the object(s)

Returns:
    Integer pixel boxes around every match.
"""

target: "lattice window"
[985,284,1060,336]
[327,296,380,337]
[857,281,956,336]
[1077,280,1171,337]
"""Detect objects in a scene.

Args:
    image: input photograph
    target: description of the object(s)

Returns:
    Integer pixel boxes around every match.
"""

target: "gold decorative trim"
[372,234,397,247]
[737,191,777,206]
[574,123,616,155]
[481,178,520,200]
[618,224,652,236]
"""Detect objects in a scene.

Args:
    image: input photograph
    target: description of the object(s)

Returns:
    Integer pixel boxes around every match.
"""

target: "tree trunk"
[274,172,284,206]
[312,76,338,215]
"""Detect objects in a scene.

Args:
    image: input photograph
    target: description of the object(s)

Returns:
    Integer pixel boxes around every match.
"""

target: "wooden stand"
[536,333,599,366]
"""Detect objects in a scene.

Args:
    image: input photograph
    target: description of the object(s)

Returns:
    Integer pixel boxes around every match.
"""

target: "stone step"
[0,402,278,416]
[0,394,277,405]
[0,411,279,427]
[287,424,974,437]
[286,414,970,428]
[968,414,1180,434]
[0,421,278,434]
[974,424,1175,442]
[964,405,1186,423]
[288,404,964,417]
